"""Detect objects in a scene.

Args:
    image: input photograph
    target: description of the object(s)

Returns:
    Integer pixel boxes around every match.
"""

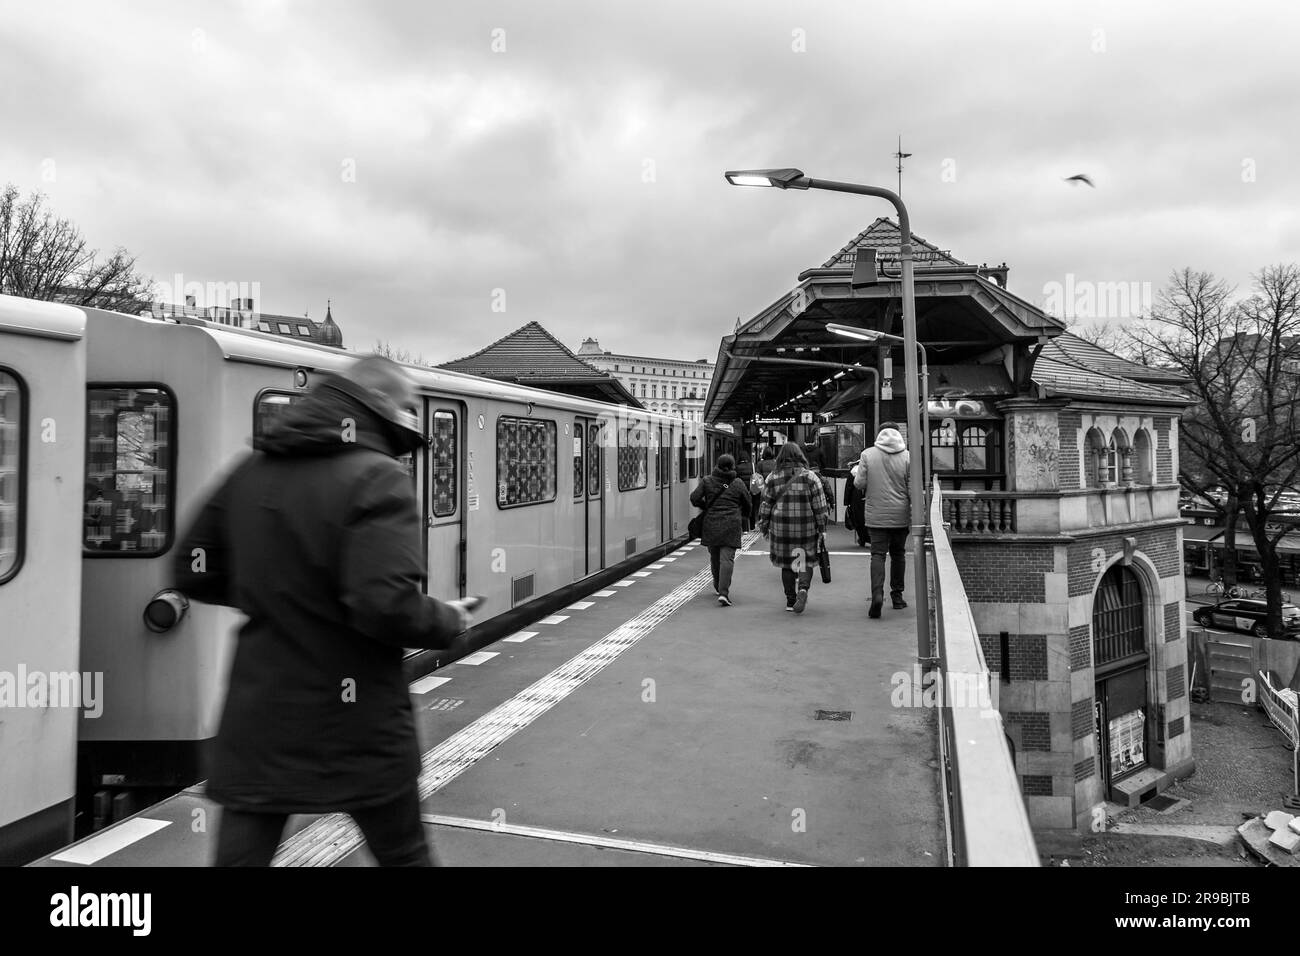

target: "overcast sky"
[3,0,1297,364]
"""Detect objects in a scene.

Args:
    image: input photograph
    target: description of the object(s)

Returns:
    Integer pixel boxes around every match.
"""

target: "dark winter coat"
[757,464,829,569]
[690,466,750,549]
[172,380,464,813]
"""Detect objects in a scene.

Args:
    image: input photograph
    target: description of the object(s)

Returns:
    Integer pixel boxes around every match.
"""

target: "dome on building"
[319,300,343,348]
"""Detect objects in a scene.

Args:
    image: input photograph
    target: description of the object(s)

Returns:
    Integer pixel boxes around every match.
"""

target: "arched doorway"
[1092,563,1150,794]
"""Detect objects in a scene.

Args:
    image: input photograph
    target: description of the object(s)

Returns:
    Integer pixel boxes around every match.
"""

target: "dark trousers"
[709,545,737,596]
[214,784,433,866]
[780,567,814,604]
[868,526,908,601]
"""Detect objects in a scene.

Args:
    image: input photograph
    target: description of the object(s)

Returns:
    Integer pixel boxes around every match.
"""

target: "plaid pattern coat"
[757,464,829,570]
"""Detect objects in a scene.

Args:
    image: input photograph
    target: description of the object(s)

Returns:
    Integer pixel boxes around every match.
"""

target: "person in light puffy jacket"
[854,421,912,619]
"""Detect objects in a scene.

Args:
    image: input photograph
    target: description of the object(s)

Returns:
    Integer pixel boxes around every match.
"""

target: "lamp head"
[724,168,809,189]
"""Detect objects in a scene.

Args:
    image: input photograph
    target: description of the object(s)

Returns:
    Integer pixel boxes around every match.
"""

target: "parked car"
[1193,599,1300,638]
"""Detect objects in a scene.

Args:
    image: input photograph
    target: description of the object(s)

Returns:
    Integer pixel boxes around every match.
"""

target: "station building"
[704,218,1195,830]
[576,338,713,422]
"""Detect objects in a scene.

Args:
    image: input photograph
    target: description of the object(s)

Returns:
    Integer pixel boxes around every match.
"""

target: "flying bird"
[1064,174,1095,187]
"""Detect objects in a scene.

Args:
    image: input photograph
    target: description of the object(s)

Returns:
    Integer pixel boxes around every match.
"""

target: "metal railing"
[930,478,1040,866]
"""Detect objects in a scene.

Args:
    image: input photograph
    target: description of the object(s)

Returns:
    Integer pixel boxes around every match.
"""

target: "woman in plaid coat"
[756,442,829,613]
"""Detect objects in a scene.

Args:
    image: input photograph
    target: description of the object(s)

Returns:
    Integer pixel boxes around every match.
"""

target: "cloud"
[1,0,1297,364]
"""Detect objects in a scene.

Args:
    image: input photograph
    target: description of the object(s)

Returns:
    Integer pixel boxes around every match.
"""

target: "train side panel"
[0,297,86,862]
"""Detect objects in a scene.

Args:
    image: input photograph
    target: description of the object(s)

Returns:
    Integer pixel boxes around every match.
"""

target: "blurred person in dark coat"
[173,355,477,866]
[690,453,750,605]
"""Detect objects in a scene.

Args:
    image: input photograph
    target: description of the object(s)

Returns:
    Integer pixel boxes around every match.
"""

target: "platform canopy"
[704,218,1065,425]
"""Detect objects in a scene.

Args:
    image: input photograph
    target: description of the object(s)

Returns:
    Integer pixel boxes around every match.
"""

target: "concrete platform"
[32,527,943,867]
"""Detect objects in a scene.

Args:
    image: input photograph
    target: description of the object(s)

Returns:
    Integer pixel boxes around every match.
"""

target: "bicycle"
[1204,579,1248,599]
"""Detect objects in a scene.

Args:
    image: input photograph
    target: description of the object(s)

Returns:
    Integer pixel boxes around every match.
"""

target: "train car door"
[658,422,672,542]
[574,415,604,577]
[422,400,465,600]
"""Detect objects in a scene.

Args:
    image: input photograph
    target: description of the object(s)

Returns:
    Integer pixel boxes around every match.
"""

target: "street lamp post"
[726,168,931,666]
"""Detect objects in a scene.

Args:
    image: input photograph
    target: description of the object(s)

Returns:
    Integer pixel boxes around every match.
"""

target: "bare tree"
[1132,266,1300,636]
[370,339,427,366]
[0,184,152,313]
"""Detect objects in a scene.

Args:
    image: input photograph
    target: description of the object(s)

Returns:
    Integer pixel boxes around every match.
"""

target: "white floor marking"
[592,590,616,597]
[502,631,537,643]
[632,571,652,577]
[51,818,172,865]
[456,651,499,666]
[647,564,666,569]
[411,675,452,694]
[660,557,677,563]
[613,580,636,587]
[420,814,811,867]
[274,536,759,867]
[567,602,594,610]
[539,615,569,624]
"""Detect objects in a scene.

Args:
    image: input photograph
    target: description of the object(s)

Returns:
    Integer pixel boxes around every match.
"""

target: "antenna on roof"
[893,135,912,196]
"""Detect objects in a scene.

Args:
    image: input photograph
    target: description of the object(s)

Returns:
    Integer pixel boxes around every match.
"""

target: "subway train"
[0,293,741,863]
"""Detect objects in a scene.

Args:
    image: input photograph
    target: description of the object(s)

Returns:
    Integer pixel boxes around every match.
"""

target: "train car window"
[431,410,457,516]
[586,423,601,498]
[617,417,648,492]
[253,390,301,441]
[677,433,687,483]
[84,387,174,556]
[496,416,557,508]
[0,369,23,583]
[573,418,584,499]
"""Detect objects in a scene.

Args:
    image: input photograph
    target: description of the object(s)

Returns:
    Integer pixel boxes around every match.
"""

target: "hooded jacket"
[690,464,750,549]
[853,427,911,528]
[172,379,464,812]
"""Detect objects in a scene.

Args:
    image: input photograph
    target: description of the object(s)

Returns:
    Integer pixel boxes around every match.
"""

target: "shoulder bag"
[688,481,726,541]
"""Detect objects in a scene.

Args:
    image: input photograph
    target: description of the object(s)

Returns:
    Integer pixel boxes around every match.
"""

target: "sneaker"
[785,602,795,612]
[892,596,908,610]
[868,601,882,619]
[718,594,732,607]
[793,589,808,614]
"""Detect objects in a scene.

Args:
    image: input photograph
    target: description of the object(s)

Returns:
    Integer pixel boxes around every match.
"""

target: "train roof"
[76,306,716,429]
[0,294,86,341]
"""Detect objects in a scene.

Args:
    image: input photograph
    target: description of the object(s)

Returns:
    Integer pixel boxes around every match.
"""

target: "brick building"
[704,217,1194,830]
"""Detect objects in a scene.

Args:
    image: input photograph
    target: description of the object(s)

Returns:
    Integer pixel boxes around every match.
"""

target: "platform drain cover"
[1142,793,1178,812]
[815,710,852,721]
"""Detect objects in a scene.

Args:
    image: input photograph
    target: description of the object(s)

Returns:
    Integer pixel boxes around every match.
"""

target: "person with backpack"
[853,421,912,619]
[756,442,828,614]
[690,453,751,606]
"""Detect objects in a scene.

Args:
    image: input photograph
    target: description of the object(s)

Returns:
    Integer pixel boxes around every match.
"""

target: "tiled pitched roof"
[1041,333,1185,384]
[820,217,968,270]
[441,321,642,405]
[1031,356,1188,404]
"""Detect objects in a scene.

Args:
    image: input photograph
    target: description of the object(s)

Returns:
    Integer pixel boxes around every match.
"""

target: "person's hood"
[711,465,738,482]
[875,428,906,454]
[256,381,410,458]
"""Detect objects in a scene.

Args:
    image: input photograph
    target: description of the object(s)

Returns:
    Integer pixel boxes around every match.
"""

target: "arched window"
[1133,429,1153,484]
[1093,564,1145,666]
[1084,427,1108,487]
[1111,428,1132,483]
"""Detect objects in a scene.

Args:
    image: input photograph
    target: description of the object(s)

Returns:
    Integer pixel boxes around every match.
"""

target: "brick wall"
[1022,775,1053,796]
[954,543,1054,603]
[1167,664,1186,700]
[1164,602,1181,642]
[1006,711,1051,751]
[1154,417,1173,482]
[1067,527,1182,596]
[1069,624,1091,671]
[1059,410,1082,489]
[978,634,1001,674]
[1074,757,1095,781]
[978,633,1047,680]
[1071,698,1094,740]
